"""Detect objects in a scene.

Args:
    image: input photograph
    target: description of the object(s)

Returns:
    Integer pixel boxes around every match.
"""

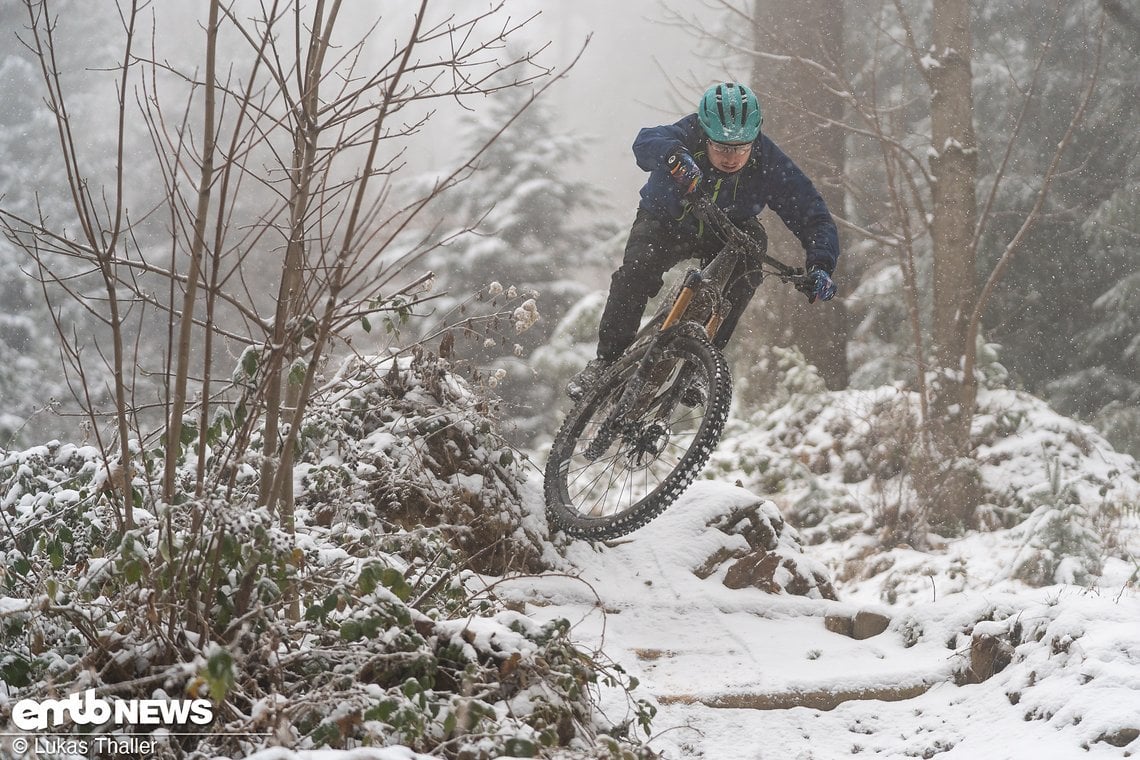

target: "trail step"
[657,677,942,711]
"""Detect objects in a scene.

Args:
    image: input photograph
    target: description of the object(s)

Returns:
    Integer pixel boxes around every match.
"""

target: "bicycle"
[544,193,817,540]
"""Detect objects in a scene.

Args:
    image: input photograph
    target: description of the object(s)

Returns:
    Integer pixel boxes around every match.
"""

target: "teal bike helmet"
[697,82,762,143]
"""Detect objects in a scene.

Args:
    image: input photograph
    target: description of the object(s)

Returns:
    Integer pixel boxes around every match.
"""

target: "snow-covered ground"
[5,374,1138,760]
[242,382,1139,760]
[482,384,1140,759]
[492,477,1140,759]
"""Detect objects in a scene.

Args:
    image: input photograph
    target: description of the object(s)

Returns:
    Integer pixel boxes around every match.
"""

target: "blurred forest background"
[0,3,1136,754]
[0,0,1136,467]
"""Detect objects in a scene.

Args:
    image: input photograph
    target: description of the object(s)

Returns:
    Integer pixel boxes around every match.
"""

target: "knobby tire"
[544,328,732,540]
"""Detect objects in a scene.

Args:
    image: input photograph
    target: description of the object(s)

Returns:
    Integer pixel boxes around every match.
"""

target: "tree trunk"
[929,0,979,398]
[923,0,983,527]
[749,0,850,390]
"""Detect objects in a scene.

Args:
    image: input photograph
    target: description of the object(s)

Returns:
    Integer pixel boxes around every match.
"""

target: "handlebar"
[686,193,817,297]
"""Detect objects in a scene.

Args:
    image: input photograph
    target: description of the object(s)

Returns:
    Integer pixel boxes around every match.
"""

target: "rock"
[722,548,839,600]
[853,610,891,640]
[1095,727,1139,748]
[824,614,854,637]
[824,610,891,640]
[703,497,839,600]
[965,633,1012,684]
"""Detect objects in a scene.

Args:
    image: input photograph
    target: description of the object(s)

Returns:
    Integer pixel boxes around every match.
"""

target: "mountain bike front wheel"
[544,327,732,540]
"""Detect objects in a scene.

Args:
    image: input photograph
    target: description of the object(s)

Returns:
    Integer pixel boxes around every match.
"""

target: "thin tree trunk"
[928,0,979,407]
[165,0,221,503]
[259,0,338,510]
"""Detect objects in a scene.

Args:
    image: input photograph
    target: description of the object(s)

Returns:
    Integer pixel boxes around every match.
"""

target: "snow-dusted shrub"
[1092,399,1140,463]
[297,348,548,576]
[844,261,914,391]
[711,381,1140,584]
[1011,457,1105,587]
[0,355,655,758]
[733,344,827,418]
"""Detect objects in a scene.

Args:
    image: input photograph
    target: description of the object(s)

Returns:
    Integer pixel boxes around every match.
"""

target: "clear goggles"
[708,140,753,156]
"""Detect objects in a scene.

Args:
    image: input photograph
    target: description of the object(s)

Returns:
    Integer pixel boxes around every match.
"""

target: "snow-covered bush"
[1010,456,1104,587]
[733,344,827,416]
[0,354,656,759]
[707,382,1140,594]
[296,348,550,577]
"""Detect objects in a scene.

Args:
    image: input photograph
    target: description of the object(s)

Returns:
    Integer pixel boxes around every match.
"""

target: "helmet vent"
[698,82,762,144]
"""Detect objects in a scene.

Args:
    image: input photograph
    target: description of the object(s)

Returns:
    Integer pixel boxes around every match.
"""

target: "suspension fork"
[581,337,667,462]
[704,312,725,342]
[660,269,703,331]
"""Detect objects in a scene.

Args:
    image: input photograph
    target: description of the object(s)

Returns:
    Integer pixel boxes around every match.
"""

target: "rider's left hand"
[807,266,837,304]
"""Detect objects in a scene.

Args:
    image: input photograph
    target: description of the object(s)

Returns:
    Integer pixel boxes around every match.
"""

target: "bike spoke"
[561,413,699,518]
[545,330,732,538]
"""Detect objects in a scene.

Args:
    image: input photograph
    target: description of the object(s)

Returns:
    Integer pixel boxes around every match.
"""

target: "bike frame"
[636,194,812,349]
[581,195,812,462]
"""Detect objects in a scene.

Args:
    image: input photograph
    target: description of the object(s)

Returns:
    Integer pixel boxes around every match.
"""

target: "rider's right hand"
[666,150,702,195]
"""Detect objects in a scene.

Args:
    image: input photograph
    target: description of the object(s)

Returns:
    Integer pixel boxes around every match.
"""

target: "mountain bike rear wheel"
[545,327,732,540]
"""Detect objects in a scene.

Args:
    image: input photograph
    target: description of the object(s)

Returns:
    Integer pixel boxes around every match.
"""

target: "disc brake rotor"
[621,419,671,469]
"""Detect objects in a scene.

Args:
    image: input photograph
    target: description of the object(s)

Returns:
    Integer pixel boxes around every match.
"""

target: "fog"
[2,0,1136,458]
[416,1,719,208]
[522,1,711,204]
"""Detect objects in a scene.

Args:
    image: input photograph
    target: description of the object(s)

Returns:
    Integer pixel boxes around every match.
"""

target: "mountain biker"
[568,82,840,400]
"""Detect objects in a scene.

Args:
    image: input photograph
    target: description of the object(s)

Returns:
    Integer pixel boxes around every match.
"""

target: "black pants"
[596,208,766,361]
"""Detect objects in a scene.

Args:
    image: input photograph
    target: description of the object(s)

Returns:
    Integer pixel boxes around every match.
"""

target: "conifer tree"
[418,86,616,441]
[0,1,110,445]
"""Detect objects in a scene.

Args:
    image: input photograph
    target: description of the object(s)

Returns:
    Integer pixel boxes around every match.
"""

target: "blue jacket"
[633,114,840,273]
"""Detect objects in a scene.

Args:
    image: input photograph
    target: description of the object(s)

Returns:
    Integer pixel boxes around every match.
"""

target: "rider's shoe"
[680,373,707,407]
[567,357,612,400]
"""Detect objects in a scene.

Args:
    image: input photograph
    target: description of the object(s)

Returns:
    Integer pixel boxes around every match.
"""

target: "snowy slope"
[8,370,1134,760]
[479,383,1140,760]
[492,477,1140,760]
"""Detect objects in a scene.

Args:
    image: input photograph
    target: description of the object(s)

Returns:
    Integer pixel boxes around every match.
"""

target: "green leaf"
[241,348,259,379]
[310,722,340,748]
[2,656,32,688]
[340,620,363,642]
[204,648,235,702]
[361,315,372,333]
[288,360,307,387]
[364,699,398,723]
[379,567,412,602]
[358,564,379,595]
[503,738,537,757]
[123,559,143,584]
